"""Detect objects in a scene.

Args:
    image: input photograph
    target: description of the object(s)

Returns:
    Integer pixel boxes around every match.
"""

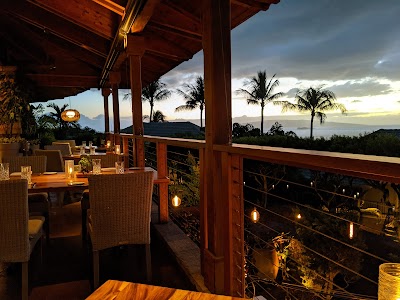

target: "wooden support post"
[202,0,233,295]
[157,142,168,223]
[199,148,207,275]
[102,87,111,134]
[110,71,121,145]
[122,135,130,166]
[126,35,145,167]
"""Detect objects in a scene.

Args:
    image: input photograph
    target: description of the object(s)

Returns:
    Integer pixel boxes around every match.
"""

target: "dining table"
[86,280,245,300]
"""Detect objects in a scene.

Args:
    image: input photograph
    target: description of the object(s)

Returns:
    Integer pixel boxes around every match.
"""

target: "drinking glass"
[89,141,93,148]
[92,159,101,175]
[115,161,124,174]
[89,146,96,155]
[82,141,87,147]
[80,145,86,155]
[21,165,32,184]
[0,163,9,180]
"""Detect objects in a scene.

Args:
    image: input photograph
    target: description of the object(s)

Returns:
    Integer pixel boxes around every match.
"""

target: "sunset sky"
[47,0,400,131]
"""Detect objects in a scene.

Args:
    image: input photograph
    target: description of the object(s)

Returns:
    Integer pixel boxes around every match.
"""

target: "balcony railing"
[120,133,400,299]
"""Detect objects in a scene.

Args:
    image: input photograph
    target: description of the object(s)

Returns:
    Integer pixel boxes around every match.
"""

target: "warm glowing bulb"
[297,213,302,219]
[349,222,354,239]
[251,207,260,223]
[172,195,181,207]
[106,140,111,148]
[272,184,275,189]
[66,111,76,118]
[354,194,357,199]
[310,181,313,187]
[69,167,73,174]
[342,188,345,193]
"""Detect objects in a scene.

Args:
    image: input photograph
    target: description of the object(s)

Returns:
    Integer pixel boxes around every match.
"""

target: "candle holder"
[115,145,121,155]
[65,160,74,181]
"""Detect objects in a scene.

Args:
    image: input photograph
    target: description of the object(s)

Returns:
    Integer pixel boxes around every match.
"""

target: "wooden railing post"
[121,135,130,166]
[157,142,168,223]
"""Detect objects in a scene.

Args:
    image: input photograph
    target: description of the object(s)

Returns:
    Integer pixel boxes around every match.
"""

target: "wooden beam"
[92,0,124,16]
[28,0,116,39]
[147,22,202,42]
[231,0,278,11]
[162,0,201,24]
[130,0,160,33]
[26,74,100,87]
[8,3,109,57]
[144,33,194,61]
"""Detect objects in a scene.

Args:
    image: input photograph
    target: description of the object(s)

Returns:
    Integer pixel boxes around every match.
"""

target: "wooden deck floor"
[0,199,194,299]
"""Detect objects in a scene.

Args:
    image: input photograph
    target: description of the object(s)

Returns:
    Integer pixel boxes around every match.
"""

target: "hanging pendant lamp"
[61,98,80,122]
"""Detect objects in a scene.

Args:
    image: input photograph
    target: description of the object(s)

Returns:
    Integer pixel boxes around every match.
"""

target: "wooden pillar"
[157,142,169,223]
[102,88,111,133]
[202,0,233,295]
[110,71,121,145]
[126,35,145,167]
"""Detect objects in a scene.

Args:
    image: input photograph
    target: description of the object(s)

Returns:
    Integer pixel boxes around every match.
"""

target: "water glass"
[21,166,32,184]
[115,161,124,174]
[92,159,101,175]
[89,141,93,148]
[89,146,96,155]
[82,141,87,147]
[80,145,86,155]
[0,163,9,180]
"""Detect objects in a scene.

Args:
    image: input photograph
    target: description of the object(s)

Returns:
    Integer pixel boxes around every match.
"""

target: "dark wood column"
[126,35,145,167]
[102,87,111,133]
[202,0,233,295]
[109,71,121,144]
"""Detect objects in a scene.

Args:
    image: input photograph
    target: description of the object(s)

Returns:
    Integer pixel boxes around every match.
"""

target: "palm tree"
[152,110,167,122]
[46,103,79,138]
[175,76,205,128]
[141,79,171,122]
[236,71,283,135]
[275,86,347,139]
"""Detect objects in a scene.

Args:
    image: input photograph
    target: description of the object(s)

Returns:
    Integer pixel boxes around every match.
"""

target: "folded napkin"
[101,167,116,172]
[10,172,21,176]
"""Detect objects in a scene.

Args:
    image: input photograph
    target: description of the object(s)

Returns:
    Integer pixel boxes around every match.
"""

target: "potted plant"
[79,156,92,174]
[0,70,32,137]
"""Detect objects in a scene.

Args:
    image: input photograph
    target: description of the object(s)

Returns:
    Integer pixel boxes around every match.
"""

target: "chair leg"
[145,244,152,282]
[93,250,100,290]
[44,211,50,243]
[21,262,28,300]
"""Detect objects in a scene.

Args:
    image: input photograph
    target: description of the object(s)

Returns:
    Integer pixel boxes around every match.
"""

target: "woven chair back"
[88,171,154,251]
[33,149,64,172]
[3,156,47,173]
[0,180,29,262]
[89,154,122,168]
[46,143,72,156]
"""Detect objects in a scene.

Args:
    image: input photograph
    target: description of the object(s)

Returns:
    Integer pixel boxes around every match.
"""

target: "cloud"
[327,79,393,98]
[230,0,400,82]
[351,100,362,103]
[285,88,299,98]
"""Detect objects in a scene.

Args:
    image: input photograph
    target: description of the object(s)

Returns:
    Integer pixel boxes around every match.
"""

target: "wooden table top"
[24,167,168,193]
[86,280,245,300]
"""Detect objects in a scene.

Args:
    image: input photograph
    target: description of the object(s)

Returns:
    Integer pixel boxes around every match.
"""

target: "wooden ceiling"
[0,0,279,102]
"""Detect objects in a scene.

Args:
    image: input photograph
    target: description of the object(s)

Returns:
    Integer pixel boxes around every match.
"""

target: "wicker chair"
[2,155,47,174]
[88,171,154,289]
[33,149,64,172]
[0,180,44,300]
[47,143,72,156]
[89,153,122,168]
[2,155,50,241]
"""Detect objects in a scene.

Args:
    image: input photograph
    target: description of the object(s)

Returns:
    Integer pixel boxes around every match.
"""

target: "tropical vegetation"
[141,79,171,122]
[236,71,283,135]
[275,86,347,139]
[175,76,205,129]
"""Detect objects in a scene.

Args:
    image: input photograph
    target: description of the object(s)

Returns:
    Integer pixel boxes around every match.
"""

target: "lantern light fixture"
[171,194,181,207]
[251,207,260,223]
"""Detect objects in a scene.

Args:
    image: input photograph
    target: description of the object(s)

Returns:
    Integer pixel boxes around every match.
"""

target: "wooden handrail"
[120,133,400,183]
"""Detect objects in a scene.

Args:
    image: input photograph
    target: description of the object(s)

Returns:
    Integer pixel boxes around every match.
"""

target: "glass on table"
[0,163,9,180]
[21,165,32,184]
[89,141,93,148]
[115,161,124,174]
[80,146,86,155]
[65,160,74,181]
[82,141,87,147]
[89,146,95,155]
[92,159,101,175]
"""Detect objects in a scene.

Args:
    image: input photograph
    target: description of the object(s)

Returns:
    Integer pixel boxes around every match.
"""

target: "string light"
[342,188,345,194]
[310,181,314,187]
[296,213,302,219]
[286,184,289,189]
[251,207,260,223]
[171,195,181,207]
[349,222,354,239]
[272,184,275,189]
